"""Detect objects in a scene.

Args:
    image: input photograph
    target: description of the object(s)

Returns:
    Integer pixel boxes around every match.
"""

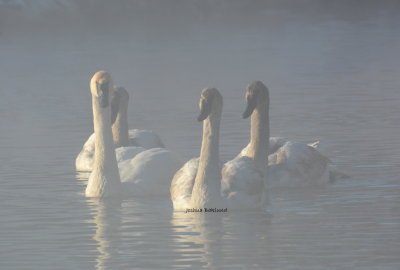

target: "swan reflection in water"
[86,197,176,269]
[170,211,224,268]
[86,196,271,269]
[86,198,123,270]
[170,210,272,269]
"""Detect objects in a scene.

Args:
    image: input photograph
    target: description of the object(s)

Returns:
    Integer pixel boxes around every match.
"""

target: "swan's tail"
[308,141,320,149]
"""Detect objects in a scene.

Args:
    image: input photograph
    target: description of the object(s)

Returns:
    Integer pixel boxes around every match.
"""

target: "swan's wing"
[268,137,320,154]
[119,148,183,196]
[268,137,289,154]
[221,156,264,209]
[170,158,199,210]
[240,137,289,157]
[75,133,95,171]
[128,129,165,149]
[268,141,330,187]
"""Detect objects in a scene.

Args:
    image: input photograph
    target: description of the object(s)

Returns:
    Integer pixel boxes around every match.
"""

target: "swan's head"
[197,88,223,122]
[111,86,129,124]
[90,70,114,108]
[242,81,269,119]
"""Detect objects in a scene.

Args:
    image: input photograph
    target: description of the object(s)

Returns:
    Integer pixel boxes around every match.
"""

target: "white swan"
[230,84,345,188]
[228,80,347,189]
[221,81,269,209]
[76,86,164,171]
[85,71,122,197]
[170,87,265,211]
[85,71,182,198]
[170,88,225,210]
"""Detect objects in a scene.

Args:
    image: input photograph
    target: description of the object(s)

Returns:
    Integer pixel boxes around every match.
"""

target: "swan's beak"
[197,99,212,122]
[110,91,120,125]
[242,96,256,119]
[97,81,109,108]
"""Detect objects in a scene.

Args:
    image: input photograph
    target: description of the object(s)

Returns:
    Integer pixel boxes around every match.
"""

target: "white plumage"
[119,148,183,196]
[267,141,330,188]
[221,156,264,209]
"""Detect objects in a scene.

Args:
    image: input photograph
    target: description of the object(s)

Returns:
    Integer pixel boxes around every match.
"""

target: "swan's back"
[268,141,330,188]
[118,148,183,196]
[170,158,199,210]
[128,129,165,149]
[268,137,289,154]
[221,156,264,209]
[115,146,146,162]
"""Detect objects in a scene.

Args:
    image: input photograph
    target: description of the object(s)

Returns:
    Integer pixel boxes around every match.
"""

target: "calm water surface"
[0,8,399,270]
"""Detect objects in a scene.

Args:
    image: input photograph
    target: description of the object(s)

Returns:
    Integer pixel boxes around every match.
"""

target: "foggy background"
[1,0,400,34]
[1,0,400,176]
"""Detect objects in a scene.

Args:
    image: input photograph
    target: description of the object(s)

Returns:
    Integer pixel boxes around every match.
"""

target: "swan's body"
[119,148,182,196]
[221,156,264,209]
[170,157,200,209]
[267,140,348,187]
[85,71,182,198]
[76,87,164,171]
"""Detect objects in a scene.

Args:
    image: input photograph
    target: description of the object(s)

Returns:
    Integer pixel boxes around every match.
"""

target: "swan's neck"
[112,110,129,147]
[247,102,269,175]
[191,112,222,208]
[86,98,121,197]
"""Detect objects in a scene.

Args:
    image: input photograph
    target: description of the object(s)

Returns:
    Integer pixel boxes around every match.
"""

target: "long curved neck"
[191,111,221,208]
[86,98,121,197]
[112,108,129,147]
[248,101,269,175]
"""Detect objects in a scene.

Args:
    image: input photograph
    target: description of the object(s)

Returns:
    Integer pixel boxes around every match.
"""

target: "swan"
[170,87,265,211]
[221,81,269,209]
[85,71,121,197]
[85,71,182,198]
[231,83,346,188]
[170,88,225,210]
[76,86,164,171]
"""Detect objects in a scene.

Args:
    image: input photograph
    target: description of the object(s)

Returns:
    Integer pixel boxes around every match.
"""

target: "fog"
[1,0,400,34]
[1,1,400,269]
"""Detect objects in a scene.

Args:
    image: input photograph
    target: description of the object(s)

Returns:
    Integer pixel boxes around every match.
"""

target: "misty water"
[1,2,400,269]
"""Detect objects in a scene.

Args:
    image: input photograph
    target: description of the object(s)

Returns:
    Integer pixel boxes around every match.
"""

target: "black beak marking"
[97,81,109,108]
[242,96,256,119]
[110,90,120,124]
[197,99,212,122]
